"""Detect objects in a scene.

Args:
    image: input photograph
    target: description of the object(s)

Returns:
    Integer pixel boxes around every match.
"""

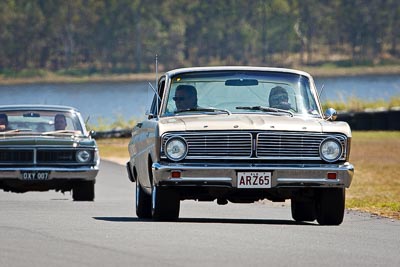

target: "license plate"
[21,171,50,180]
[237,172,271,188]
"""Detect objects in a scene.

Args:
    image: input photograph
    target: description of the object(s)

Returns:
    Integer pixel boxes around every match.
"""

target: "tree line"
[0,0,399,74]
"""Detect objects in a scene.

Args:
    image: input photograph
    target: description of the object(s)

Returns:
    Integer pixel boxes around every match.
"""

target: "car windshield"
[162,71,320,117]
[0,110,84,135]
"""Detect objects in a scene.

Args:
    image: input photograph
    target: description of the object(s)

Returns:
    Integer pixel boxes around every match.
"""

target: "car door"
[133,77,166,190]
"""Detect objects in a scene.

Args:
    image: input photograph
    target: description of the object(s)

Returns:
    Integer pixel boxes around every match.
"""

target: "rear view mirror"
[23,112,40,117]
[225,79,259,86]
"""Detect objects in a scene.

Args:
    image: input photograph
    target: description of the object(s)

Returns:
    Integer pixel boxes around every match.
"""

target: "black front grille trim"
[0,149,34,163]
[0,148,96,165]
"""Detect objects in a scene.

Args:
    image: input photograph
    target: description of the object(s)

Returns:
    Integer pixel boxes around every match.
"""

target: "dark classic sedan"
[127,66,354,224]
[0,105,99,201]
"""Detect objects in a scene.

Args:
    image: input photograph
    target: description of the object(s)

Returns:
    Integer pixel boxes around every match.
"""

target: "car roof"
[0,104,79,113]
[163,66,312,78]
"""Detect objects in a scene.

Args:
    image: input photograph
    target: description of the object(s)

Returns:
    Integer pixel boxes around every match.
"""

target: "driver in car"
[269,86,291,110]
[173,85,199,111]
[54,114,67,130]
[0,114,10,131]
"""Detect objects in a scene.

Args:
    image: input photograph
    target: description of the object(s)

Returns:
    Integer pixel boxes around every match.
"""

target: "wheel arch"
[148,154,154,186]
[126,161,136,182]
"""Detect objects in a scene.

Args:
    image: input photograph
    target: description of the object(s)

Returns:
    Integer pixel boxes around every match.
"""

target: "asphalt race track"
[1,160,399,267]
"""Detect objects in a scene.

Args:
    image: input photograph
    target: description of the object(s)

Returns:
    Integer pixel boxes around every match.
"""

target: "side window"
[158,79,165,100]
[149,77,165,117]
[300,81,318,114]
[149,94,158,116]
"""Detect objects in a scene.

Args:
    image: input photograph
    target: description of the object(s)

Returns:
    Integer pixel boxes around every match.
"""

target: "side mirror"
[145,110,155,119]
[89,130,97,138]
[324,108,337,121]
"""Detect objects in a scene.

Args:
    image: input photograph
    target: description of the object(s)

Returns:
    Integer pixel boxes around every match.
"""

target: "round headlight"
[165,137,187,161]
[319,138,342,162]
[76,150,92,163]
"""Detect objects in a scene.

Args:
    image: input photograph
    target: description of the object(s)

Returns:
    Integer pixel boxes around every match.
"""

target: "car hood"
[158,114,351,136]
[0,135,96,147]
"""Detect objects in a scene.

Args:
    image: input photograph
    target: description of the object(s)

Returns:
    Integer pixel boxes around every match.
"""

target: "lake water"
[315,75,400,103]
[1,75,399,125]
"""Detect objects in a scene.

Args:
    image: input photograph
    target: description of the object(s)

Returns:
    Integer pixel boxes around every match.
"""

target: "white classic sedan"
[127,66,354,225]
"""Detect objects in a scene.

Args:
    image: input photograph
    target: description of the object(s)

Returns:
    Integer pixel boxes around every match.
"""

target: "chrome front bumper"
[152,162,354,188]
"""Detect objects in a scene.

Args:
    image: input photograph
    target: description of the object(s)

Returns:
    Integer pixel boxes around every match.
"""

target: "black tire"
[291,198,316,222]
[151,185,180,221]
[136,180,152,219]
[72,181,95,201]
[316,188,345,225]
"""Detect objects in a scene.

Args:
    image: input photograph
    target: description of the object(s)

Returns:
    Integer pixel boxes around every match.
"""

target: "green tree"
[0,0,399,73]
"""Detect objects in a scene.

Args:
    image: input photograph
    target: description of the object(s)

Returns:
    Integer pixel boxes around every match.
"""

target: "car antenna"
[318,84,325,98]
[156,53,158,87]
[148,54,161,118]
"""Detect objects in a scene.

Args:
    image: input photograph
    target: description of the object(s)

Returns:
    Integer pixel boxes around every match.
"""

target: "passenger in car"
[269,86,291,110]
[54,114,67,130]
[173,85,198,111]
[0,113,10,131]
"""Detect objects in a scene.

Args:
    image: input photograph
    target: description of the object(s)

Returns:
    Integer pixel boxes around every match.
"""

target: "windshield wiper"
[42,130,83,136]
[235,106,293,117]
[1,129,32,134]
[175,107,231,115]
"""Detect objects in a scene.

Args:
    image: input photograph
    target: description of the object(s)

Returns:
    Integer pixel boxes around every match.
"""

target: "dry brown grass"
[1,65,400,85]
[98,138,130,159]
[0,72,155,85]
[302,65,400,77]
[347,131,400,219]
[97,131,400,220]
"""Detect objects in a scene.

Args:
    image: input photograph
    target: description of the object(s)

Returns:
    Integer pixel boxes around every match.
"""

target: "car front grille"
[163,132,252,158]
[37,150,75,163]
[162,131,348,161]
[0,148,93,165]
[0,149,34,163]
[256,132,347,159]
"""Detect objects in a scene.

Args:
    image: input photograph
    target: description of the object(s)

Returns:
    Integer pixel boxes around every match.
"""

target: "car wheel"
[72,181,95,201]
[151,185,180,221]
[291,198,316,222]
[136,180,152,219]
[316,188,345,225]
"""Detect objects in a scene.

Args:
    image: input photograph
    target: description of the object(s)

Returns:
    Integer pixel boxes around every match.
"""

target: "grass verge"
[97,131,400,220]
[322,96,400,112]
[1,65,400,85]
[347,131,400,219]
[0,71,155,85]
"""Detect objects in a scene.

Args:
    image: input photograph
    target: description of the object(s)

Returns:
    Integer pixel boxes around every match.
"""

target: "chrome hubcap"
[151,185,156,211]
[135,182,139,209]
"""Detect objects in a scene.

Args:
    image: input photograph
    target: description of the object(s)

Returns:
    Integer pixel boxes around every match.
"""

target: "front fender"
[126,161,136,182]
